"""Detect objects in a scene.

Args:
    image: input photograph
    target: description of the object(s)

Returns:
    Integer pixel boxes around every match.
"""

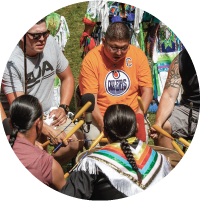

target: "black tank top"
[179,49,200,111]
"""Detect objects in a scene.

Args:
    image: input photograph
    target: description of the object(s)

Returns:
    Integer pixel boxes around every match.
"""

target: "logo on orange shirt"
[126,57,132,67]
[104,70,131,97]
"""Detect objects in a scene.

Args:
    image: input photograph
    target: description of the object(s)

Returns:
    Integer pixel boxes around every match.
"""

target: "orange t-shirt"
[79,44,152,116]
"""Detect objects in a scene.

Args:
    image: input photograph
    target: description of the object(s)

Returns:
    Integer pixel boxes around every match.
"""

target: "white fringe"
[75,154,171,196]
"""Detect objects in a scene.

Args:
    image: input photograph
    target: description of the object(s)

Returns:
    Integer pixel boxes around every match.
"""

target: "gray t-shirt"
[1,35,69,113]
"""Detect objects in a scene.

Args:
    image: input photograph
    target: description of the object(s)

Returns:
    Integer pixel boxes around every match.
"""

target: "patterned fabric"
[82,36,96,58]
[83,1,135,43]
[54,75,61,88]
[46,13,61,37]
[45,13,70,107]
[88,137,162,189]
[139,23,145,53]
[157,51,179,73]
[149,24,185,103]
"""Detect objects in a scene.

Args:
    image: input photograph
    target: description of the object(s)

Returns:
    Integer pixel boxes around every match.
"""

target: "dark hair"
[36,17,46,25]
[105,22,130,42]
[104,104,143,183]
[9,95,42,148]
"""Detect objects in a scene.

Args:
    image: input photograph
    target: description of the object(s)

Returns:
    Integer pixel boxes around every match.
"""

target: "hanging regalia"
[45,12,61,37]
[45,12,70,52]
[75,137,171,196]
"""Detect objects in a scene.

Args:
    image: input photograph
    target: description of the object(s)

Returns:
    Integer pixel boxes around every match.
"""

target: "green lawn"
[46,2,190,182]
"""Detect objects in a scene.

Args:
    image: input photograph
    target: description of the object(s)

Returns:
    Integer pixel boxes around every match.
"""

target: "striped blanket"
[75,138,171,195]
[88,137,162,189]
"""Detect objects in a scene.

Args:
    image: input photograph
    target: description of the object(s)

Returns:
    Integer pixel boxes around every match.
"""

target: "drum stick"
[88,131,104,151]
[137,96,145,114]
[51,120,84,154]
[64,132,105,179]
[152,125,174,140]
[63,120,84,142]
[66,138,109,143]
[152,125,190,147]
[172,141,184,157]
[153,124,185,156]
[179,137,191,147]
[72,101,92,122]
[137,96,151,129]
[41,102,92,147]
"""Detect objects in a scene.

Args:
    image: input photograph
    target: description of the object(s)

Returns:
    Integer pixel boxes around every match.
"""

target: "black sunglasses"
[27,30,50,40]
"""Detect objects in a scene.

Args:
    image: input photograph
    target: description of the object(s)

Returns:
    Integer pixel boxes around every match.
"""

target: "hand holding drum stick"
[152,125,185,157]
[137,96,189,157]
[41,101,92,148]
[64,131,105,179]
[51,120,84,154]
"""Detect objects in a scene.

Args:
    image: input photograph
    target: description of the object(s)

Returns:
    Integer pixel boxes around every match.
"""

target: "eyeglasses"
[106,40,129,53]
[27,30,50,40]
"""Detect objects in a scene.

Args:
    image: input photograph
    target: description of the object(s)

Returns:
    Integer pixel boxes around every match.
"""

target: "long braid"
[9,95,42,148]
[104,104,143,184]
[9,127,19,148]
[121,139,143,183]
[9,123,27,148]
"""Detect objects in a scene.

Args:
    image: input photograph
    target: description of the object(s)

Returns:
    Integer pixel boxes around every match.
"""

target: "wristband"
[59,104,69,114]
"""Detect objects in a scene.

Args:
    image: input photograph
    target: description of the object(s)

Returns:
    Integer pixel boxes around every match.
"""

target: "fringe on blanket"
[75,154,171,196]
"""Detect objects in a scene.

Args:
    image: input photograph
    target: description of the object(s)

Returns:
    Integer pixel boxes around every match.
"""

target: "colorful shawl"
[76,137,170,194]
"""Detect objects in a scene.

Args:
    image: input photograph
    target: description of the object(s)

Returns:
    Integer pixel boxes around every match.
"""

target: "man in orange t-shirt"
[79,22,153,147]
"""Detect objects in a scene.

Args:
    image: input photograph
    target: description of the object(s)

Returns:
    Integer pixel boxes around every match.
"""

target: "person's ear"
[102,37,105,46]
[35,118,41,128]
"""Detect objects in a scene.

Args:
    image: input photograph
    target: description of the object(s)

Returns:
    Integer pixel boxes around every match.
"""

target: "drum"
[149,145,182,169]
[76,145,182,169]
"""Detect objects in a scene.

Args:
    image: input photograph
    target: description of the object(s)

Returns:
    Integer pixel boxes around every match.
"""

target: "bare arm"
[92,93,104,132]
[5,91,24,105]
[5,91,64,142]
[49,65,75,127]
[0,102,8,121]
[58,65,75,106]
[136,86,153,114]
[51,158,66,190]
[155,55,181,127]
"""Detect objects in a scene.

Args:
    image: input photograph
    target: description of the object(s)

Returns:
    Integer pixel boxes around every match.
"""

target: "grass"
[52,2,186,172]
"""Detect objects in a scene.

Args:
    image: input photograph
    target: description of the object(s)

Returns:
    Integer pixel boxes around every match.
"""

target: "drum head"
[149,145,182,169]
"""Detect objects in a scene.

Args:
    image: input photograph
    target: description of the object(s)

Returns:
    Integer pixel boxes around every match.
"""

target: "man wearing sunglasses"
[79,22,153,148]
[1,17,84,165]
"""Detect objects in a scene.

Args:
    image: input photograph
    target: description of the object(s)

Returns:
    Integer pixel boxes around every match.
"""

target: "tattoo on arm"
[164,55,181,89]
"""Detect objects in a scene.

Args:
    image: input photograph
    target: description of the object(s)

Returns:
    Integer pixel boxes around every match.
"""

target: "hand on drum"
[49,107,67,127]
[148,127,159,139]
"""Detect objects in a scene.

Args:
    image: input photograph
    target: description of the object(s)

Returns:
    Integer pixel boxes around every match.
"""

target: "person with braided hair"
[68,104,171,199]
[7,95,66,189]
[7,97,171,198]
